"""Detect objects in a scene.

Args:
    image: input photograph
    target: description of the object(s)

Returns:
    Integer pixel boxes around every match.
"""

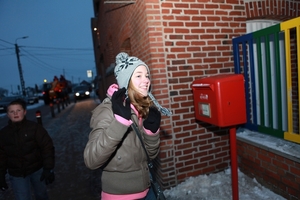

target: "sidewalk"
[0,98,101,200]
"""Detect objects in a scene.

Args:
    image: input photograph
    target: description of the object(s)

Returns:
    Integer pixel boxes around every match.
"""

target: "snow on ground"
[164,128,292,200]
[164,168,285,200]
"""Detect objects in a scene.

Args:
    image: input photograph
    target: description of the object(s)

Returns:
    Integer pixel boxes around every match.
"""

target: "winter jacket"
[0,118,55,178]
[84,85,160,195]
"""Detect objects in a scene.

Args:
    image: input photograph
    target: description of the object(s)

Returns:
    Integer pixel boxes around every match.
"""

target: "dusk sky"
[0,1,95,94]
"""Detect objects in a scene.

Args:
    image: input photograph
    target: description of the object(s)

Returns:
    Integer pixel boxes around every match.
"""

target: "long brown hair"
[128,80,153,118]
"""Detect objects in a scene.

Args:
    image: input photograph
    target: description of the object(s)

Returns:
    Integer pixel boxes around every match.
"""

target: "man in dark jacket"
[0,98,55,200]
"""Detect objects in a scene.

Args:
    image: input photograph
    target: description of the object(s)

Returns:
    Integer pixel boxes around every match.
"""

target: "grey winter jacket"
[84,97,160,194]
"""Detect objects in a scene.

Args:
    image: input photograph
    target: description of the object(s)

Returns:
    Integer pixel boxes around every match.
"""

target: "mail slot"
[191,74,246,127]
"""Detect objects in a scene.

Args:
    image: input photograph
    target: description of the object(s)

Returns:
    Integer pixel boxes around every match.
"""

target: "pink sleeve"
[107,84,119,96]
[101,188,149,200]
[143,127,160,135]
[114,114,133,126]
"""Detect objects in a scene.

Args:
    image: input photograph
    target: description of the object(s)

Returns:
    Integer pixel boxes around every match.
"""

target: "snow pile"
[164,168,285,200]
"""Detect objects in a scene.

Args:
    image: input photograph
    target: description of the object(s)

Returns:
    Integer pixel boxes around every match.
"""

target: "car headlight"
[85,91,90,95]
[75,92,80,96]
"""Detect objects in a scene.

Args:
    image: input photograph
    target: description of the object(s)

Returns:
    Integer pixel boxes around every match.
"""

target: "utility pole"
[15,36,28,96]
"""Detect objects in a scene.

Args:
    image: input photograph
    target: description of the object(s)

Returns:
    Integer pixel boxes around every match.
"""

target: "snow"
[163,128,292,200]
[237,128,300,159]
[164,168,285,200]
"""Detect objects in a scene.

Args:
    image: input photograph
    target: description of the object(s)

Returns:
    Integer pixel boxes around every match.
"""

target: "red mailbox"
[191,74,246,127]
[192,74,246,200]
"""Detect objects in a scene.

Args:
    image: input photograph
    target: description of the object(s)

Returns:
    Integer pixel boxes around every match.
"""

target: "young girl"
[84,52,171,200]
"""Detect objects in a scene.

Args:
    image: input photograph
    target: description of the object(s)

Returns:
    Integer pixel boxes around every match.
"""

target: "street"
[0,98,102,200]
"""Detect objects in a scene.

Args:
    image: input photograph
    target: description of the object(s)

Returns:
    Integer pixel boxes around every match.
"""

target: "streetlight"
[15,36,28,96]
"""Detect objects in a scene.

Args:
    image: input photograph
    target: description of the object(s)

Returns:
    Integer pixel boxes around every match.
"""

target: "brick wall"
[245,0,300,20]
[91,0,300,192]
[159,0,246,188]
[93,0,247,189]
[237,139,300,199]
[291,32,299,134]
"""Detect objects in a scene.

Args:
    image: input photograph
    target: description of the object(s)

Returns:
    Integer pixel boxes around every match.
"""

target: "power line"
[0,38,14,45]
[0,39,93,51]
[21,47,65,70]
[0,39,95,86]
[23,45,93,51]
[20,46,94,71]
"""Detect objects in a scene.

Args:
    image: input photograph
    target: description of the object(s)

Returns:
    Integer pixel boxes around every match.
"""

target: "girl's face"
[7,104,26,123]
[131,65,151,97]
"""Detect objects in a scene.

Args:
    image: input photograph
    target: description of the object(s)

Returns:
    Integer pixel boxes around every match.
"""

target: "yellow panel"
[281,26,293,133]
[284,132,300,144]
[280,16,300,30]
[281,16,300,142]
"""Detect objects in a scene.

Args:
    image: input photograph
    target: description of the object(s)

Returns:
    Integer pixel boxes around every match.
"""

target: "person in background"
[84,52,172,200]
[0,98,55,200]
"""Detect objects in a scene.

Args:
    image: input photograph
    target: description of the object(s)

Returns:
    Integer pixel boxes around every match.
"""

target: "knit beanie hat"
[114,52,150,90]
[114,52,172,116]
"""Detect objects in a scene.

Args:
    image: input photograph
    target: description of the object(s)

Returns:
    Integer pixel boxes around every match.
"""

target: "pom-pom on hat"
[114,52,172,116]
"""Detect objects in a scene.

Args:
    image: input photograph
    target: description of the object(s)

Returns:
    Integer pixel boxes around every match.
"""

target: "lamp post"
[15,36,28,96]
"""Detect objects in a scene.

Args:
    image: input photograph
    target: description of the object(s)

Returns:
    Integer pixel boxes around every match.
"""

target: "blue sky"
[0,1,95,94]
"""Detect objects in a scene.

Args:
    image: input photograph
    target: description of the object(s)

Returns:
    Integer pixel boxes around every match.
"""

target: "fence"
[232,16,300,144]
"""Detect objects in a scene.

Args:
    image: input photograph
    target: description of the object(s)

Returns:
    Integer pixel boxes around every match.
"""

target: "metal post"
[57,100,60,113]
[50,103,55,118]
[230,126,239,200]
[61,98,65,109]
[15,36,28,96]
[35,110,43,125]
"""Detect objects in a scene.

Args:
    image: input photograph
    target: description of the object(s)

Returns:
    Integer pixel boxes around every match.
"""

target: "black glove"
[40,169,55,185]
[143,107,161,133]
[111,88,131,120]
[0,176,8,191]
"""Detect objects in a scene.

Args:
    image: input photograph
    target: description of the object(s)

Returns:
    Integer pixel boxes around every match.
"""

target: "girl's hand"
[111,88,131,120]
[143,106,161,132]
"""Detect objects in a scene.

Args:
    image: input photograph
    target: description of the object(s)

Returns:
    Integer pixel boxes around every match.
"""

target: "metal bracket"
[104,1,135,13]
[104,1,136,4]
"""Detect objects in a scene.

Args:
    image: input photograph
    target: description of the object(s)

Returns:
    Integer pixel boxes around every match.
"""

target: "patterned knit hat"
[114,52,150,90]
[114,52,172,116]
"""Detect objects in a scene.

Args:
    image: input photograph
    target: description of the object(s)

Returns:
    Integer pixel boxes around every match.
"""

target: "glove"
[143,107,161,133]
[111,88,131,120]
[40,169,55,185]
[0,176,8,191]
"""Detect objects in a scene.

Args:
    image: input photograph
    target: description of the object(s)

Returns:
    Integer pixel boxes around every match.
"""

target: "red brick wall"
[245,0,300,20]
[291,32,299,134]
[159,0,246,188]
[93,0,247,189]
[237,139,300,199]
[91,0,299,191]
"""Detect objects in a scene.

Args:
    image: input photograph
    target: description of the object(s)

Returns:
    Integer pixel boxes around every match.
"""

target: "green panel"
[274,33,283,130]
[253,24,280,38]
[256,37,265,125]
[252,23,281,130]
[265,35,273,127]
[258,126,284,138]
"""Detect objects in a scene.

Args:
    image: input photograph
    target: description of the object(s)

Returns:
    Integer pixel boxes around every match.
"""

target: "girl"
[84,52,171,200]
